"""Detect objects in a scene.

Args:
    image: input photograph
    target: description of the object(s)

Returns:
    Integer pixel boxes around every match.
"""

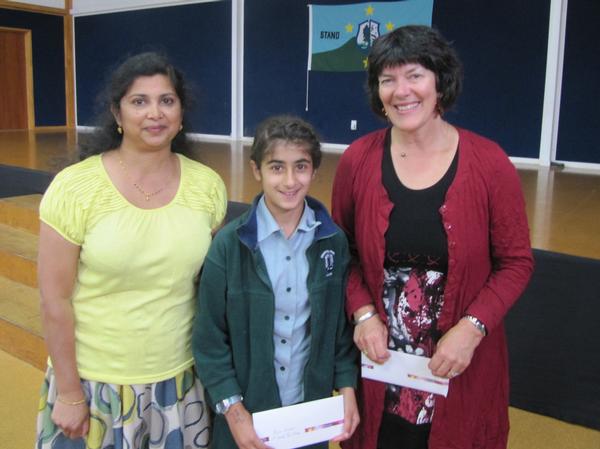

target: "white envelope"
[361,351,449,397]
[253,395,344,449]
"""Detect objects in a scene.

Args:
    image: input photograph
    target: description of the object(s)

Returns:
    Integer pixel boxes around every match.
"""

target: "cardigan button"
[439,204,448,213]
[445,223,452,230]
[449,241,457,248]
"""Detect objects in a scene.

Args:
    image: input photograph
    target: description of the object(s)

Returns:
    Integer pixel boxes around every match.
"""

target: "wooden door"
[0,28,34,130]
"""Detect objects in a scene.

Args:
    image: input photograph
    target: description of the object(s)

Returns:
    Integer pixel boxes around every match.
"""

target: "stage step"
[0,194,46,370]
[0,276,46,370]
[0,222,38,288]
[0,194,41,234]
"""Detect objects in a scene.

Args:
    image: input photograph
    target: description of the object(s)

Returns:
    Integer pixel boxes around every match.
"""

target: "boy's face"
[250,141,316,221]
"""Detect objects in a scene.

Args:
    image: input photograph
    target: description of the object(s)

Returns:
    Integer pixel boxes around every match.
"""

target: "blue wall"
[244,0,383,144]
[244,0,550,158]
[3,1,597,164]
[75,1,231,135]
[434,1,550,159]
[556,0,600,164]
[0,8,66,126]
[67,0,598,163]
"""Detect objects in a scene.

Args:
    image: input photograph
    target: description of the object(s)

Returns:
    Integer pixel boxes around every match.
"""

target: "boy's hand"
[331,387,360,442]
[225,402,271,449]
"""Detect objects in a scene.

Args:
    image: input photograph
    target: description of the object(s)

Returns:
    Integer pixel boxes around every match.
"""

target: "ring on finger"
[449,371,459,378]
[362,349,368,356]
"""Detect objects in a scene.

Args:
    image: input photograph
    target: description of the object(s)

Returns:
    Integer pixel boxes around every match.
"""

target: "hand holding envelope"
[253,396,345,449]
[330,387,360,443]
[361,351,449,396]
[226,402,271,449]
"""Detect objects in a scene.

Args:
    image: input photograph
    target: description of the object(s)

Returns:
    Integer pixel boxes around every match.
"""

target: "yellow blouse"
[40,153,227,384]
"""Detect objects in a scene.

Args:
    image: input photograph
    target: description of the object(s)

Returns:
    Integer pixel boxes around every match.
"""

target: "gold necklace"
[117,153,169,201]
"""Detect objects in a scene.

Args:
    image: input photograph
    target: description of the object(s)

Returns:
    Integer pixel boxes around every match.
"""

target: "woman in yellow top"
[35,52,227,449]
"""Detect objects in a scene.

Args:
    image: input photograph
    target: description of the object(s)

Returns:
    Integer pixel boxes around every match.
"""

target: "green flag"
[308,1,434,72]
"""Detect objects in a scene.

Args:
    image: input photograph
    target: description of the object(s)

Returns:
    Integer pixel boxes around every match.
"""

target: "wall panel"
[555,0,600,164]
[75,1,231,135]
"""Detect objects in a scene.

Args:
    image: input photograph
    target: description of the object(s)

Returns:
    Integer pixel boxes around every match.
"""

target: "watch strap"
[463,314,487,336]
[215,394,243,415]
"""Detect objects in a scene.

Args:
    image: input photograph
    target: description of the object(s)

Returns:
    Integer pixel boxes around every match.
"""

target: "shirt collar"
[256,195,320,243]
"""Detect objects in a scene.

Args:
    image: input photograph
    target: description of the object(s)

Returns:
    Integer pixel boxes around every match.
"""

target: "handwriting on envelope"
[253,395,344,449]
[361,351,449,397]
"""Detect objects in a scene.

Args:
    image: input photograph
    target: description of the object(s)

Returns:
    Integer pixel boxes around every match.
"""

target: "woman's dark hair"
[250,115,322,169]
[367,25,463,118]
[79,52,192,159]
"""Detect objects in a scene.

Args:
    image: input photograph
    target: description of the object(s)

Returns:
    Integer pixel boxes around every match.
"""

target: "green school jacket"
[193,195,358,449]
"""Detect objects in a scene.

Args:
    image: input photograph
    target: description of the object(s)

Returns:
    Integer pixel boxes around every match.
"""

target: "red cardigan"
[332,127,534,449]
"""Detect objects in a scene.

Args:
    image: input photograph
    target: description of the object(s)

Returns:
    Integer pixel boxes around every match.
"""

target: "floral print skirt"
[35,365,211,449]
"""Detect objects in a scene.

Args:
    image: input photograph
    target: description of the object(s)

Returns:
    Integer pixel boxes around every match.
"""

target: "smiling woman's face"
[114,74,183,152]
[378,63,439,134]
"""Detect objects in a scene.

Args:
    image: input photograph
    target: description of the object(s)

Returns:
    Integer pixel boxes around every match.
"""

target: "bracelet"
[463,314,487,336]
[56,396,87,406]
[354,310,377,325]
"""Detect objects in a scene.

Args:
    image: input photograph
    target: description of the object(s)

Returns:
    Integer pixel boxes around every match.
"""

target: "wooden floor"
[2,128,599,260]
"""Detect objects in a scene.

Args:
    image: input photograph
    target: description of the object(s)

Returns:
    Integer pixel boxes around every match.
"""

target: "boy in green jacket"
[193,115,359,449]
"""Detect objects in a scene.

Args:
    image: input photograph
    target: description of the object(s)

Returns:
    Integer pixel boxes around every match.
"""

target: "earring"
[381,107,388,117]
[179,124,183,131]
[117,125,123,135]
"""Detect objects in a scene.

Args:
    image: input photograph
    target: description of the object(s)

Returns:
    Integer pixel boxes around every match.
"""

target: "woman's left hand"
[428,318,484,379]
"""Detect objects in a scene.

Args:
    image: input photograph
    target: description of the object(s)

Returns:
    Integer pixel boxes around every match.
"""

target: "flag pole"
[306,4,313,111]
[305,70,310,111]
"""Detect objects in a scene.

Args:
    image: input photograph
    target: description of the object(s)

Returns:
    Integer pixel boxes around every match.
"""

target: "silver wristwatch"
[463,314,487,336]
[215,394,243,415]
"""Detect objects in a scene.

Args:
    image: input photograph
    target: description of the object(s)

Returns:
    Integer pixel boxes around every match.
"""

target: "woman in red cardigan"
[331,25,534,449]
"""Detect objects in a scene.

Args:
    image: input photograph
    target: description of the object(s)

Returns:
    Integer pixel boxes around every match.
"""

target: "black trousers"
[377,412,431,449]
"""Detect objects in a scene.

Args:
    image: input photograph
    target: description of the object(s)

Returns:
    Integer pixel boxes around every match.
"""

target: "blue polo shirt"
[256,195,321,405]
